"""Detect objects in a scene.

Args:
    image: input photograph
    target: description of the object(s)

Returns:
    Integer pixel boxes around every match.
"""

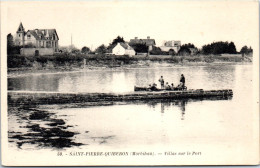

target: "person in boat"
[171,83,174,90]
[147,84,152,91]
[158,76,165,89]
[180,74,185,88]
[165,82,171,90]
[150,83,159,91]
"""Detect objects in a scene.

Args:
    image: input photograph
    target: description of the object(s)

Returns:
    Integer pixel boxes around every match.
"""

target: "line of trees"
[7,33,253,56]
[201,41,237,55]
[64,41,254,56]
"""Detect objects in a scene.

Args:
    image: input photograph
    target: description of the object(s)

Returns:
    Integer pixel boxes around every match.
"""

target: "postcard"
[1,0,259,166]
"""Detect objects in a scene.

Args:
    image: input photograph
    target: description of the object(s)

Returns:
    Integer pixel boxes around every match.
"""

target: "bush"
[7,46,22,55]
[8,55,28,68]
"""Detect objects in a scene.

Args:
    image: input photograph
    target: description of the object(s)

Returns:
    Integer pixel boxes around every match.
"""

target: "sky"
[3,0,259,51]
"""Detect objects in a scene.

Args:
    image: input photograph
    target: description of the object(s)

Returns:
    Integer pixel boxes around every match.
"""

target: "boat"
[134,86,187,91]
[133,86,233,100]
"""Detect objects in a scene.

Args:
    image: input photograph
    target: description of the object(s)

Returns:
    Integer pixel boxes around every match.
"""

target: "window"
[27,35,31,39]
[18,34,20,37]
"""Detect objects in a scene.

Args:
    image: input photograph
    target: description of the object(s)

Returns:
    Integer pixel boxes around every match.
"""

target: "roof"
[129,38,156,46]
[25,29,59,40]
[115,42,134,50]
[17,22,25,33]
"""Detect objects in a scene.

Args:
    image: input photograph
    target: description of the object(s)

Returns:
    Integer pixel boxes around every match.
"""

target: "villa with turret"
[15,22,59,56]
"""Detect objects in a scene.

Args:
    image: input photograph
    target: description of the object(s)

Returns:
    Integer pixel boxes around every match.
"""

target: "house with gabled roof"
[129,36,156,51]
[15,22,59,53]
[112,42,136,56]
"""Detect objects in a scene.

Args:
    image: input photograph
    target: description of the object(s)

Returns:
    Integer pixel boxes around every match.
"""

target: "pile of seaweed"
[8,106,83,149]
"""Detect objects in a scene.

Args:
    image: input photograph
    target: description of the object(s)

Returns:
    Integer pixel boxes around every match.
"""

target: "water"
[8,63,254,152]
[9,64,241,93]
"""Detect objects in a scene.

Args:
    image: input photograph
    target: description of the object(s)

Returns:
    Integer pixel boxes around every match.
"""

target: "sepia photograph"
[1,0,259,166]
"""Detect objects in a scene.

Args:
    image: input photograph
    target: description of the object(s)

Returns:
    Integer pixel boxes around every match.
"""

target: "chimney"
[135,37,138,39]
[147,36,150,39]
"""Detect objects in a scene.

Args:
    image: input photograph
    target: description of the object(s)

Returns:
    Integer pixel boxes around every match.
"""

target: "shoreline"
[8,59,252,78]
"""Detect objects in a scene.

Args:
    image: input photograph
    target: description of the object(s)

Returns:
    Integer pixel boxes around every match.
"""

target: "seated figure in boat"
[149,83,159,91]
[176,83,187,90]
[165,82,172,90]
[171,83,175,90]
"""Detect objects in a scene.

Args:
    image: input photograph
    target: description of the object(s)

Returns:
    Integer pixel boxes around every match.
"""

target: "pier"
[8,89,233,105]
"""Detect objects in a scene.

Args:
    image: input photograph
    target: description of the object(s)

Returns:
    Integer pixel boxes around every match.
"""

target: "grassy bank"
[7,53,251,72]
[8,54,137,70]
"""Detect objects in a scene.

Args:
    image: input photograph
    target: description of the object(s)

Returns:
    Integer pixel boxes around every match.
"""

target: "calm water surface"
[8,64,254,151]
[9,64,245,92]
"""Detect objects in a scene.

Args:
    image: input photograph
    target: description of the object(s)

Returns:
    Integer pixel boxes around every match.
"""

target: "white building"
[112,42,136,56]
[160,40,181,53]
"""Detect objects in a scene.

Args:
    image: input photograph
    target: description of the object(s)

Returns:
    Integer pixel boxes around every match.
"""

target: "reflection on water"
[136,96,232,120]
[8,97,231,150]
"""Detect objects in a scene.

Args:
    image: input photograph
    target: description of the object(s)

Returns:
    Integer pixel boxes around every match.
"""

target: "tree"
[248,47,253,53]
[95,44,107,54]
[7,33,14,47]
[81,46,90,54]
[240,45,253,55]
[177,43,198,56]
[130,43,148,53]
[150,46,167,55]
[107,36,125,53]
[7,33,22,55]
[181,43,195,48]
[111,36,125,46]
[201,41,238,55]
[228,42,237,54]
[178,47,191,56]
[7,34,14,55]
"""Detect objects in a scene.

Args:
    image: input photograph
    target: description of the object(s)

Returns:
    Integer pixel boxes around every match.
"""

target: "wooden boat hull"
[134,86,187,91]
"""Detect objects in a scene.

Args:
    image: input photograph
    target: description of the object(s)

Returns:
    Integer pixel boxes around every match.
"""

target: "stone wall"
[20,48,54,56]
